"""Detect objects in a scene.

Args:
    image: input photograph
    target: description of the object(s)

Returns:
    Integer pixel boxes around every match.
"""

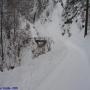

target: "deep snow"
[0,2,90,90]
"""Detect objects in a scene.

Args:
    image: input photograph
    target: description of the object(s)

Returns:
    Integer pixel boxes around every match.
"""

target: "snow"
[36,42,89,90]
[0,1,90,90]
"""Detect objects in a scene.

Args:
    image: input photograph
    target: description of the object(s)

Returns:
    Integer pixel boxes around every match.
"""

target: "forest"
[0,0,88,72]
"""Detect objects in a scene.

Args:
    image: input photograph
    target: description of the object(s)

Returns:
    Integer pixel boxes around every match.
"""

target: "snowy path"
[36,41,90,90]
[0,38,89,90]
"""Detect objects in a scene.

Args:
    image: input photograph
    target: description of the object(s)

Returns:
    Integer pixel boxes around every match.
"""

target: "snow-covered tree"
[61,0,86,37]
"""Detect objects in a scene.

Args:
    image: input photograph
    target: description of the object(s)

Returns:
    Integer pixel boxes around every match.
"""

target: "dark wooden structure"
[34,37,47,47]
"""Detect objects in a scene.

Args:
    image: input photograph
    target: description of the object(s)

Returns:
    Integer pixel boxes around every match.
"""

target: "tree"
[84,0,89,37]
[0,0,4,70]
[61,0,86,37]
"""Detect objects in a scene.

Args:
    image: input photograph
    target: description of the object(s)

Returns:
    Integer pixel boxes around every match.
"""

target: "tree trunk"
[0,0,4,61]
[84,0,89,37]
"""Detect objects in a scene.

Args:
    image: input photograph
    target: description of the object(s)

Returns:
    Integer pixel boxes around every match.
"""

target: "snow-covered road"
[36,40,90,90]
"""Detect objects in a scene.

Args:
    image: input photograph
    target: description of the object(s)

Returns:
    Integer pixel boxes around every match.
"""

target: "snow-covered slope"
[0,1,90,90]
